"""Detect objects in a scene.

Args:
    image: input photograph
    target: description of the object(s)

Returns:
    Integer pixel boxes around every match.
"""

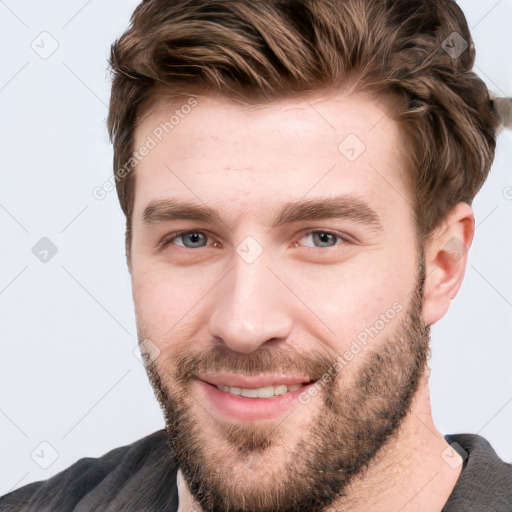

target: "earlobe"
[421,202,475,326]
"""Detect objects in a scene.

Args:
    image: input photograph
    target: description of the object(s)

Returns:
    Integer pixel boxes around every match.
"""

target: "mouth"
[214,383,303,398]
[196,374,317,422]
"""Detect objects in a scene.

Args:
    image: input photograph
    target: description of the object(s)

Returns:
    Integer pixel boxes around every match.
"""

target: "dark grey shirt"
[1,431,510,511]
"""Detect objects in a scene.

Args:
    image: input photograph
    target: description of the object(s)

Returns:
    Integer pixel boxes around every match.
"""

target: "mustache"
[169,345,341,385]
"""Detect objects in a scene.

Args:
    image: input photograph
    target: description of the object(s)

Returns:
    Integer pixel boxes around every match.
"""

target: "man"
[1,0,511,510]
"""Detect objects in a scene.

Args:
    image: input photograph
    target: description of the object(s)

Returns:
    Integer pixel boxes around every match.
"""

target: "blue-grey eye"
[176,232,208,248]
[306,231,338,248]
[303,231,340,249]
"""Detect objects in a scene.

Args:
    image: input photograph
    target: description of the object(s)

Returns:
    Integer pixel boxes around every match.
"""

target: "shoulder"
[0,429,179,512]
[443,433,512,511]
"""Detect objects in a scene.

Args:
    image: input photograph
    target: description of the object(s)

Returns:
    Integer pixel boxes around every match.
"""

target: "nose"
[208,253,293,354]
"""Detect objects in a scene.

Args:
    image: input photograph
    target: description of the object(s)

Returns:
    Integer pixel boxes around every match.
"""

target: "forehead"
[131,90,413,225]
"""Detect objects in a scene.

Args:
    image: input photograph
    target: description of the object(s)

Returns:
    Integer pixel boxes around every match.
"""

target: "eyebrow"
[142,195,383,232]
[143,199,222,225]
[272,195,382,231]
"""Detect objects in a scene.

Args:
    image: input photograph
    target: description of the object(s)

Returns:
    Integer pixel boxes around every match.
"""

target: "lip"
[199,373,313,388]
[196,378,316,422]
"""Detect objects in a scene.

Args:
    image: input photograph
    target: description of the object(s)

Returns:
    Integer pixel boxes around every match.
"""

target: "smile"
[215,383,302,398]
[196,376,317,421]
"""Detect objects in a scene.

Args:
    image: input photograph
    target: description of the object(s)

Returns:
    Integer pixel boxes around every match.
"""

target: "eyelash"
[158,229,353,251]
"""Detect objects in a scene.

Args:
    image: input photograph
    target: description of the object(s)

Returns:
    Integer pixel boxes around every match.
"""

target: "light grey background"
[1,0,511,496]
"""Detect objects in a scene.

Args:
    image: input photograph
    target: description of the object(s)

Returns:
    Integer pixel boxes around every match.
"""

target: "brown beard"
[141,251,430,512]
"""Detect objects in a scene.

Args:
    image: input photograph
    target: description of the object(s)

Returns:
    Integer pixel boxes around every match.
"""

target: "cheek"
[290,256,410,354]
[131,266,215,347]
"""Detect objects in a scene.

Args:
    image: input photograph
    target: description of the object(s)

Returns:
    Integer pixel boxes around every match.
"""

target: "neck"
[177,375,463,512]
[325,374,463,511]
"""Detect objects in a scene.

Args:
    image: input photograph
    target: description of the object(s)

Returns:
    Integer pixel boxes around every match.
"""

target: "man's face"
[130,91,431,511]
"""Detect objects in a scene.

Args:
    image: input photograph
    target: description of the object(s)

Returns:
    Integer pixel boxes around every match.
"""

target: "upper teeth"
[216,384,302,398]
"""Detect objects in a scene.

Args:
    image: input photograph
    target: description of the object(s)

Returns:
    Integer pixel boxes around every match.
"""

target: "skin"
[129,89,475,511]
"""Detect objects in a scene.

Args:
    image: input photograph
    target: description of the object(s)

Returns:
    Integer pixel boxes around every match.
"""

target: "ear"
[421,202,475,326]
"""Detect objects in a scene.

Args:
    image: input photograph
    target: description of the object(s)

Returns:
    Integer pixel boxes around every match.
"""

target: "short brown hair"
[107,0,500,262]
